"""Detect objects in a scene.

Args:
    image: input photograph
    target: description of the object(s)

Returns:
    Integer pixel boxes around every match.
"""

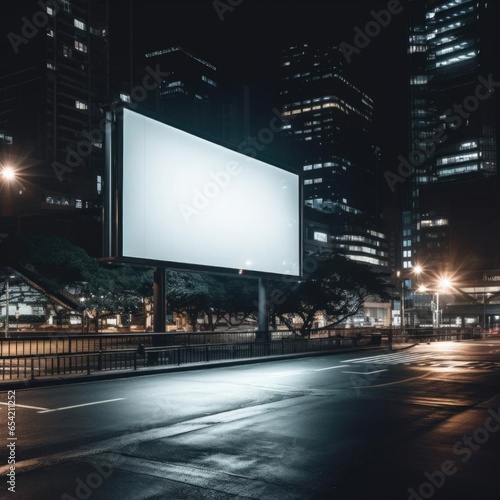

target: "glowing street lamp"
[1,166,16,182]
[416,274,454,329]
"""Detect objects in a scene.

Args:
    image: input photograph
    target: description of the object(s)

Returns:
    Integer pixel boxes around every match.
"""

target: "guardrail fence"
[0,327,486,382]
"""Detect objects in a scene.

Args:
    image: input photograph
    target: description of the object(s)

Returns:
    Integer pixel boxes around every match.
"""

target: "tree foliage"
[166,270,223,331]
[9,235,392,334]
[271,252,392,335]
[16,233,153,325]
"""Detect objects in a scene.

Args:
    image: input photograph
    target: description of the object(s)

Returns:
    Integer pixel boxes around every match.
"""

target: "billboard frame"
[104,104,303,280]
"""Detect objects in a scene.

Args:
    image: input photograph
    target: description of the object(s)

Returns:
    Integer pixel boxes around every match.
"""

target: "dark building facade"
[407,0,499,272]
[143,47,219,133]
[280,42,388,268]
[404,0,500,328]
[0,0,111,253]
[141,46,257,151]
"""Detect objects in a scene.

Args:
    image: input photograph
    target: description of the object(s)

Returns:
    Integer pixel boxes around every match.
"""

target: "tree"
[271,252,391,335]
[210,276,258,328]
[166,270,225,331]
[14,233,153,331]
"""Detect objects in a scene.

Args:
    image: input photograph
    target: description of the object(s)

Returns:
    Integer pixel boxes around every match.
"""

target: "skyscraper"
[1,0,109,204]
[0,0,110,253]
[407,0,499,272]
[280,42,388,268]
[143,47,218,133]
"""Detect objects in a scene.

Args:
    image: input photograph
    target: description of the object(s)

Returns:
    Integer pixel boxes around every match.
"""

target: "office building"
[280,42,389,268]
[407,0,499,272]
[0,0,111,253]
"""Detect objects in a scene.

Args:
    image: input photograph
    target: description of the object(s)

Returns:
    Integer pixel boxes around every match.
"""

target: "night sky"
[131,0,409,203]
[1,1,410,205]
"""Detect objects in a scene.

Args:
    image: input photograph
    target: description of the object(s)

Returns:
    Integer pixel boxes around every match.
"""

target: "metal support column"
[152,267,167,360]
[153,267,166,333]
[257,277,270,343]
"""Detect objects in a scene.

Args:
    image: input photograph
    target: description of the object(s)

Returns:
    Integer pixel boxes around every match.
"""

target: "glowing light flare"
[438,277,452,291]
[1,166,16,181]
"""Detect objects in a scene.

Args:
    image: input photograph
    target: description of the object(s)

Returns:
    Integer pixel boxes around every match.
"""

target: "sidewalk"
[0,342,417,391]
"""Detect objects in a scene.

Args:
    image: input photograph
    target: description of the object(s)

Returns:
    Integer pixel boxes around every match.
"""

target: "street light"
[417,276,453,328]
[1,165,18,217]
[1,166,16,182]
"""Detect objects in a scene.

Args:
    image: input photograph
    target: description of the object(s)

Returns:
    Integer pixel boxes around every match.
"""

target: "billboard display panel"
[118,108,300,277]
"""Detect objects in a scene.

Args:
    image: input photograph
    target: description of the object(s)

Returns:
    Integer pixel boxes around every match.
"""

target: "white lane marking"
[37,398,126,414]
[0,402,49,411]
[315,365,348,371]
[342,369,388,375]
[342,352,437,365]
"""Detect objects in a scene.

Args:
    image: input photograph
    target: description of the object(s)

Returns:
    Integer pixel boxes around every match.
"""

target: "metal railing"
[402,328,483,342]
[0,326,486,383]
[0,329,327,357]
[0,337,360,382]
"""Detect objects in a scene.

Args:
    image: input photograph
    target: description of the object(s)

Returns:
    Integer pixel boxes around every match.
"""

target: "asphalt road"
[1,340,500,499]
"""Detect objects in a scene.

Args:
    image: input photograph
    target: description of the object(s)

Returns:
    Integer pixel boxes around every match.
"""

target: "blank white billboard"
[119,108,300,276]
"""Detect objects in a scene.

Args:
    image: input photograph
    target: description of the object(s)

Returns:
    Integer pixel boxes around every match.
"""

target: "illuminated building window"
[314,232,328,243]
[459,141,478,151]
[74,40,88,53]
[437,152,479,166]
[421,219,448,227]
[74,19,86,30]
[202,75,217,87]
[75,100,88,110]
[0,133,13,144]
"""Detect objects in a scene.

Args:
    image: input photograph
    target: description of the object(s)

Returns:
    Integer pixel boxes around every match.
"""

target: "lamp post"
[436,291,440,328]
[1,165,17,217]
[417,276,452,330]
[4,274,9,338]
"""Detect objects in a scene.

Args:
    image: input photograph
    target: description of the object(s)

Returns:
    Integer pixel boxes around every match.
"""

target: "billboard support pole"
[153,267,166,334]
[257,277,270,343]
